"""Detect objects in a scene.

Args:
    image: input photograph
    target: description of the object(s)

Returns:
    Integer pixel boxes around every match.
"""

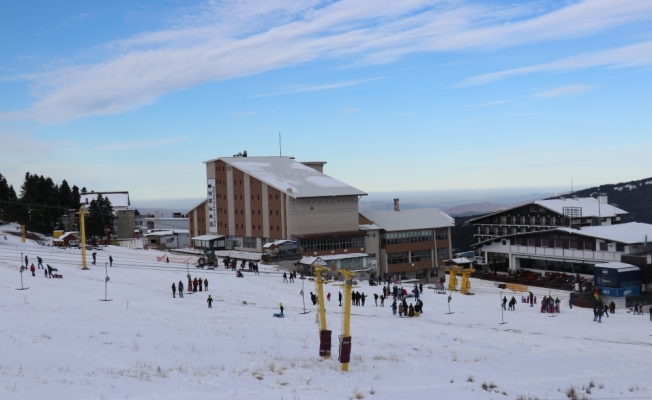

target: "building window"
[554,239,563,248]
[551,217,557,225]
[530,205,537,212]
[368,253,376,258]
[435,228,447,240]
[530,216,536,225]
[569,241,577,249]
[411,250,432,262]
[520,216,526,225]
[387,252,409,265]
[299,236,365,253]
[436,248,450,259]
[500,216,507,224]
[540,216,546,225]
[616,243,625,252]
[511,227,517,234]
[382,230,434,245]
[541,238,549,247]
[600,242,608,251]
[242,236,256,248]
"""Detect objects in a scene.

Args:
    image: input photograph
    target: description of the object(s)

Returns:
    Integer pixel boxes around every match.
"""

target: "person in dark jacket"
[380,294,385,307]
[338,291,342,306]
[361,293,366,307]
[25,255,29,269]
[188,277,192,294]
[193,278,198,292]
[92,252,97,265]
[47,264,53,278]
[204,278,208,291]
[207,295,213,308]
[279,302,284,315]
[198,278,203,292]
[178,281,184,298]
[408,304,415,317]
[502,296,507,310]
[109,255,113,267]
[310,292,317,305]
[391,300,397,315]
[172,283,176,298]
[529,291,534,307]
[37,256,43,269]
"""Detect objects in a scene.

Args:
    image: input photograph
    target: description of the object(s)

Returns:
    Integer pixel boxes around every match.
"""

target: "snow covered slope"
[0,226,651,399]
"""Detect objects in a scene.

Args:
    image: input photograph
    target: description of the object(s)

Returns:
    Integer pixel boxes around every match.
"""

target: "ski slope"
[1,224,651,399]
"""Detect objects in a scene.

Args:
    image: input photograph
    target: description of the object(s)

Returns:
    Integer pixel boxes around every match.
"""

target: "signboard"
[597,286,640,297]
[207,179,217,233]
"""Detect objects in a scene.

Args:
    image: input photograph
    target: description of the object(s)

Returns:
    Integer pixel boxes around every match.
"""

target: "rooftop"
[204,156,366,199]
[593,262,640,272]
[360,208,455,232]
[80,192,130,208]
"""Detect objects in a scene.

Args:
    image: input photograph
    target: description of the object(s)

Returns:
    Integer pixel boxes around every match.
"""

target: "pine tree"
[86,194,114,238]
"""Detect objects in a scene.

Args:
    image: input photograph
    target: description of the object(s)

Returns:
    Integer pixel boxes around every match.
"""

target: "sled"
[273,313,285,318]
[52,274,63,278]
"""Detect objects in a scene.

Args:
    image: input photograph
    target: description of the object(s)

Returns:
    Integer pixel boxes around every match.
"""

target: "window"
[584,241,594,251]
[616,243,625,252]
[411,250,432,262]
[242,236,256,248]
[569,241,577,249]
[435,228,448,240]
[381,230,434,245]
[387,252,409,265]
[530,216,536,225]
[500,216,507,224]
[541,238,549,247]
[436,248,450,259]
[298,235,365,253]
[520,216,526,225]
[530,205,537,212]
[599,242,608,251]
[554,239,563,248]
[540,216,546,225]
[511,227,517,234]
[551,217,557,225]
[270,210,273,215]
[527,238,535,246]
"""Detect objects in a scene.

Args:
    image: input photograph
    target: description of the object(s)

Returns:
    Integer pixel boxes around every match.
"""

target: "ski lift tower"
[313,263,331,360]
[334,268,357,371]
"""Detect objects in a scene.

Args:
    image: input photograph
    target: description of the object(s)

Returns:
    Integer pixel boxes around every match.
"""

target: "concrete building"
[359,199,455,281]
[188,156,367,255]
[142,229,190,249]
[73,191,135,239]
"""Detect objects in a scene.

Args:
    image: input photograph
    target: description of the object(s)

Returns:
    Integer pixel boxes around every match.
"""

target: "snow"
[614,184,638,191]
[535,197,627,218]
[1,223,652,399]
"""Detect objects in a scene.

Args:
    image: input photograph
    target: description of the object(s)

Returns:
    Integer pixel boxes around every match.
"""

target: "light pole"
[499,291,507,324]
[446,290,454,314]
[100,262,112,301]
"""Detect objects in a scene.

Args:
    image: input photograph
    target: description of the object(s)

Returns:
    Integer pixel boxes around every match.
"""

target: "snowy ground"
[1,224,652,400]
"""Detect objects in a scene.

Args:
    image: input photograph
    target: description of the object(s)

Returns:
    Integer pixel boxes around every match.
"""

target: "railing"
[261,252,302,263]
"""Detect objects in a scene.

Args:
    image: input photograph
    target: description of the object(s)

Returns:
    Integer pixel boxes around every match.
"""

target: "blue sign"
[597,286,639,297]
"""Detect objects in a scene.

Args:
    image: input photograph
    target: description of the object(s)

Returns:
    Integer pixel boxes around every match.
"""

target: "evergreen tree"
[85,194,114,238]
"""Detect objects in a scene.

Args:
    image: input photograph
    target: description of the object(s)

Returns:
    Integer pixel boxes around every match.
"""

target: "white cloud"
[457,41,652,87]
[95,136,188,151]
[250,77,383,98]
[534,85,596,98]
[3,0,652,123]
[470,99,514,107]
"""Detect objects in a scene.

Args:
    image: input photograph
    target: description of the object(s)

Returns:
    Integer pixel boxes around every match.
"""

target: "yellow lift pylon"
[314,265,331,360]
[76,206,90,270]
[333,268,357,372]
[444,266,476,295]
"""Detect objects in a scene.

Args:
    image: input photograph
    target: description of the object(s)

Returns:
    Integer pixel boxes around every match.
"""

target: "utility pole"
[77,206,90,270]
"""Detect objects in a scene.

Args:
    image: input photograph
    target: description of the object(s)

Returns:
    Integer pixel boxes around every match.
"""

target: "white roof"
[593,262,640,272]
[535,197,627,218]
[144,230,189,237]
[262,240,295,249]
[300,253,368,265]
[205,156,366,199]
[360,208,454,231]
[555,222,652,244]
[446,257,473,264]
[58,232,79,240]
[80,192,130,208]
[359,224,382,230]
[192,234,225,241]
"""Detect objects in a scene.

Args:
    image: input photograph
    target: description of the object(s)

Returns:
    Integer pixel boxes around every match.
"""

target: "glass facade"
[381,230,433,245]
[298,235,364,253]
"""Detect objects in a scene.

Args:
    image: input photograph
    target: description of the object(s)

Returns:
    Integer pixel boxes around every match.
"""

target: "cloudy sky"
[1,0,651,202]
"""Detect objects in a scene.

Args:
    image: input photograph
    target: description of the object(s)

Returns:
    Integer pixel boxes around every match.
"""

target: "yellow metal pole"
[338,269,355,372]
[78,206,89,270]
[314,265,330,360]
[21,225,25,243]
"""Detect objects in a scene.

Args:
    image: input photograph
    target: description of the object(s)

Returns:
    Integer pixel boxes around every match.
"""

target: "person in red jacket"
[193,277,199,292]
[30,263,35,276]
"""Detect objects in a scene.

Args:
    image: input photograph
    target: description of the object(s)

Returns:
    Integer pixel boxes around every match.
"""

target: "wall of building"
[116,210,135,239]
[287,196,359,237]
[188,201,208,237]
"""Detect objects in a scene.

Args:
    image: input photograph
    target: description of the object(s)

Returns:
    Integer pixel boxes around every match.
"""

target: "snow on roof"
[300,253,369,265]
[262,240,295,249]
[534,197,627,218]
[360,208,454,232]
[80,192,130,208]
[446,257,473,264]
[553,222,652,244]
[593,262,640,272]
[192,234,225,241]
[359,224,382,231]
[144,230,189,237]
[205,157,366,199]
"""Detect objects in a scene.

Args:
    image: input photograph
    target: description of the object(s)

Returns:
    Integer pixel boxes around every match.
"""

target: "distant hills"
[444,202,510,217]
[451,176,652,253]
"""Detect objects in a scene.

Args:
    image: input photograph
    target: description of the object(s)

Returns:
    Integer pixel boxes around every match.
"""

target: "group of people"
[24,255,57,278]
[222,257,259,274]
[171,277,209,298]
[391,297,424,317]
[90,252,113,267]
[282,271,296,283]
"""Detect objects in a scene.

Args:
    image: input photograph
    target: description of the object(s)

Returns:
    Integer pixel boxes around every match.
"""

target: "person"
[574,282,580,292]
[283,272,288,283]
[402,298,408,315]
[198,278,203,292]
[30,264,35,276]
[603,303,609,318]
[193,278,198,292]
[289,272,294,283]
[502,296,507,311]
[204,278,208,291]
[398,302,404,317]
[408,304,415,317]
[391,299,397,315]
[310,292,317,306]
[109,255,113,267]
[188,277,192,294]
[380,294,385,307]
[569,295,573,309]
[279,302,284,316]
[178,281,184,298]
[593,306,598,321]
[419,283,423,294]
[47,264,53,278]
[338,291,342,307]
[172,282,177,298]
[633,302,639,315]
[236,270,244,277]
[529,291,534,307]
[25,255,28,269]
[166,256,169,263]
[374,293,379,306]
[609,302,615,314]
[92,252,97,265]
[417,299,424,314]
[207,295,213,308]
[44,265,48,277]
[327,292,331,302]
[555,297,561,313]
[361,293,366,307]
[37,256,43,269]
[597,306,603,323]
[649,306,652,321]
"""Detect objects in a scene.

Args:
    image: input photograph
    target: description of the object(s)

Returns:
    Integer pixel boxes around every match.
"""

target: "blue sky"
[1,0,651,203]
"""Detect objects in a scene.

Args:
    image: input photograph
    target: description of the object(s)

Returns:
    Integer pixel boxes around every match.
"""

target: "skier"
[338,291,342,307]
[374,293,379,306]
[193,277,198,292]
[380,294,385,307]
[279,302,284,316]
[178,281,184,298]
[92,252,97,265]
[529,291,534,307]
[555,297,561,313]
[204,278,208,291]
[109,255,113,267]
[199,278,203,292]
[207,295,213,308]
[172,282,177,298]
[37,256,43,269]
[30,264,35,276]
[398,302,404,317]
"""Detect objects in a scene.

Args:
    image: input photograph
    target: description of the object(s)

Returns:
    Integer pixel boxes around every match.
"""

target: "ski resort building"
[359,199,454,282]
[188,155,367,259]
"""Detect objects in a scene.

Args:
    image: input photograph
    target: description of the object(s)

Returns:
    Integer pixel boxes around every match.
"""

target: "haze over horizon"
[1,1,651,199]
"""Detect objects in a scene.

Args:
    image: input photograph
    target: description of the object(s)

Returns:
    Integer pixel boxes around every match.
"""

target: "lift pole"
[336,268,357,372]
[314,265,331,360]
[77,206,90,270]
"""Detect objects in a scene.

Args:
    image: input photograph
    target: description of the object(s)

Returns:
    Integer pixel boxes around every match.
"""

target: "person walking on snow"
[193,278,198,292]
[338,291,342,307]
[327,292,331,302]
[361,293,366,307]
[380,295,385,307]
[47,264,53,278]
[398,302,404,317]
[529,291,534,307]
[37,256,43,269]
[569,295,573,309]
[171,283,176,298]
[198,278,203,292]
[178,281,184,298]
[279,303,284,316]
[188,277,192,294]
[207,295,213,308]
[92,252,97,265]
[30,264,35,276]
[109,255,113,267]
[25,255,28,269]
[374,293,379,306]
[502,296,507,310]
[289,272,294,283]
[204,278,208,291]
[283,272,288,283]
[391,299,397,315]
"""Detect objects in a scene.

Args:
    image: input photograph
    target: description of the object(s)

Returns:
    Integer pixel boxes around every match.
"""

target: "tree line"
[0,172,114,238]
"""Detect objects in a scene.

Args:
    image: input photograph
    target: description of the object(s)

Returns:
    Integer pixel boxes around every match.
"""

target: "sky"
[1,0,651,204]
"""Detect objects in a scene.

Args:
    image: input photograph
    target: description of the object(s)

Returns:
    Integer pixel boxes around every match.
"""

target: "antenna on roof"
[279,132,282,157]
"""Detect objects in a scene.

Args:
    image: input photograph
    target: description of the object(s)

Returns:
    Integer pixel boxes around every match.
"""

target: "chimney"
[598,194,608,204]
[394,198,400,211]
